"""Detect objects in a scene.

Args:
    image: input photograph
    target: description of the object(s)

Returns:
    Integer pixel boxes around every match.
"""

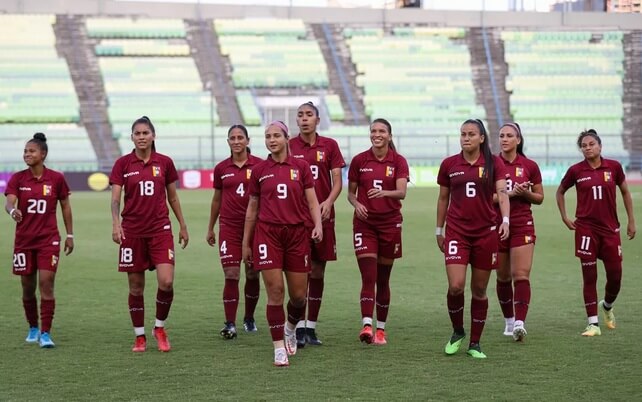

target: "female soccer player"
[242,121,322,367]
[436,119,509,359]
[110,116,189,353]
[347,118,409,346]
[206,124,263,339]
[494,123,543,341]
[556,129,635,337]
[4,132,74,348]
[289,102,345,347]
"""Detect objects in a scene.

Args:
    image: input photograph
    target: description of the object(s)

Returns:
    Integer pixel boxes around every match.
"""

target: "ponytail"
[132,115,156,151]
[371,118,396,151]
[228,124,251,156]
[464,119,494,192]
[501,122,525,156]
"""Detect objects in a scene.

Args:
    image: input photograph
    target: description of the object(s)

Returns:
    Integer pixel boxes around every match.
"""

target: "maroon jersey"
[495,154,542,226]
[348,148,409,222]
[110,151,179,237]
[213,154,263,225]
[249,155,315,225]
[289,134,346,227]
[559,158,625,233]
[438,153,507,236]
[5,167,70,249]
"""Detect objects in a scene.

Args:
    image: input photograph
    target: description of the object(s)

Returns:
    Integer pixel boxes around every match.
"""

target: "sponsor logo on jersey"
[168,249,174,260]
[316,151,325,162]
[19,187,32,191]
[124,171,139,178]
[51,255,58,267]
[449,171,464,178]
[290,169,299,181]
[43,185,52,196]
[259,173,274,182]
[360,168,373,172]
[292,154,305,159]
[577,176,592,183]
[478,167,485,178]
[386,166,395,177]
[246,169,252,179]
[152,166,161,177]
[604,171,612,182]
[221,173,235,180]
[515,167,524,177]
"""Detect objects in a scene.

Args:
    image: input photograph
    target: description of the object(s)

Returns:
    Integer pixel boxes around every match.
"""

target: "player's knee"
[224,267,241,281]
[448,285,465,296]
[265,284,285,304]
[289,294,306,308]
[470,286,487,299]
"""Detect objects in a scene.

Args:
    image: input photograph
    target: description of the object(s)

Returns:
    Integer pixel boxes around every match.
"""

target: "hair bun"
[33,132,47,142]
[141,116,150,121]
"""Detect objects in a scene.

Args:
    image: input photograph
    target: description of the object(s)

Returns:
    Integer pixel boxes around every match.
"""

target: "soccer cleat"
[220,322,238,340]
[132,335,146,352]
[503,321,514,336]
[153,327,171,352]
[445,331,466,355]
[581,324,601,337]
[39,332,55,348]
[359,325,374,344]
[467,343,487,359]
[373,328,387,345]
[305,328,323,346]
[285,330,298,356]
[295,327,306,348]
[513,320,527,342]
[273,347,289,367]
[243,318,258,333]
[599,301,616,330]
[25,327,39,343]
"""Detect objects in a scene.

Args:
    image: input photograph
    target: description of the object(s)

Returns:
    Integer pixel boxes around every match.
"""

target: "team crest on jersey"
[515,167,524,177]
[168,249,174,260]
[604,171,612,182]
[152,166,161,177]
[478,167,485,178]
[246,169,252,179]
[290,169,299,181]
[43,185,52,196]
[386,166,395,177]
[316,150,325,162]
[51,255,58,267]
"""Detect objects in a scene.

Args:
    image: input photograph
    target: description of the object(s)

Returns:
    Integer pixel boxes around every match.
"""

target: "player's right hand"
[242,245,252,266]
[112,224,125,244]
[436,235,445,253]
[562,217,576,231]
[10,209,23,223]
[206,230,216,247]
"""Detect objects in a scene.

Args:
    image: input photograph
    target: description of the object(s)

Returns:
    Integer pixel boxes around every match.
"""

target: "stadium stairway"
[622,30,642,170]
[311,23,369,126]
[466,27,511,152]
[184,19,243,127]
[53,15,120,171]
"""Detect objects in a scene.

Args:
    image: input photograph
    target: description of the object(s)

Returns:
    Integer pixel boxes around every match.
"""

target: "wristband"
[435,227,443,236]
[67,234,74,239]
[502,216,509,224]
[9,208,16,216]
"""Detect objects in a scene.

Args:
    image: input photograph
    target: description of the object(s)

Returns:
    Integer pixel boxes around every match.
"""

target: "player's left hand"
[179,227,189,249]
[498,222,510,241]
[627,221,636,240]
[64,238,74,255]
[311,225,323,243]
[319,200,332,221]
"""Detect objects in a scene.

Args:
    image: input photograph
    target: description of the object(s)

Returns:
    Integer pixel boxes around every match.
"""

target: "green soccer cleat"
[444,332,466,355]
[581,324,601,337]
[599,301,616,330]
[467,343,487,359]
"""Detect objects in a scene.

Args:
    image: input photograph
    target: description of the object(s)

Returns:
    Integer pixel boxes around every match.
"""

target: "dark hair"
[371,118,396,151]
[298,101,319,117]
[131,116,156,151]
[463,119,494,191]
[577,128,601,148]
[228,124,251,156]
[28,132,48,159]
[500,122,525,156]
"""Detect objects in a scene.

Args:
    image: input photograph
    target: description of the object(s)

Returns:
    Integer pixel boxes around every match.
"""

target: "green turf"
[1,187,641,401]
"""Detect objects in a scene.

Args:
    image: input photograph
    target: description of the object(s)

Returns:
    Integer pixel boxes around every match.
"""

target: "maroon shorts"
[444,226,499,270]
[499,222,536,252]
[253,221,311,273]
[218,222,243,268]
[13,245,61,275]
[575,225,622,262]
[118,233,175,272]
[311,225,337,262]
[353,217,402,259]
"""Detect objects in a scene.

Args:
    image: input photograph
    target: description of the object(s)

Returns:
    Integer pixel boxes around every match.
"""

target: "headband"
[501,122,521,137]
[267,120,289,136]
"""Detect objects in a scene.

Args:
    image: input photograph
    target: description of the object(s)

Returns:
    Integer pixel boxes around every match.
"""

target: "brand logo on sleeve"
[316,151,325,162]
[43,185,52,196]
[515,167,524,177]
[51,255,58,267]
[168,249,174,260]
[525,235,532,244]
[386,166,395,177]
[604,171,612,182]
[152,166,161,177]
[246,169,252,179]
[290,169,299,181]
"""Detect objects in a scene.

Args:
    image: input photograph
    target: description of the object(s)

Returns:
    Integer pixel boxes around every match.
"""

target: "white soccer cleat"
[273,347,289,367]
[284,331,297,356]
[513,320,527,342]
